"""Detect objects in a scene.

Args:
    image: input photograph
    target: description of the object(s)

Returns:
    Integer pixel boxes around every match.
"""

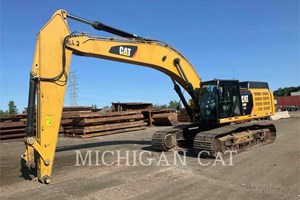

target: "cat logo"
[241,95,249,107]
[241,95,249,103]
[109,45,138,58]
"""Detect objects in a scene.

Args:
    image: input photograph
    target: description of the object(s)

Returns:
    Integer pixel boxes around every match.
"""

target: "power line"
[68,71,78,106]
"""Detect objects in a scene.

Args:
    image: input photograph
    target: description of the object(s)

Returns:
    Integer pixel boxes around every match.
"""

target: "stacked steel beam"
[152,111,179,126]
[0,107,95,140]
[64,110,147,138]
[60,106,96,134]
[0,115,27,140]
[178,108,191,122]
[0,104,179,140]
[111,102,179,126]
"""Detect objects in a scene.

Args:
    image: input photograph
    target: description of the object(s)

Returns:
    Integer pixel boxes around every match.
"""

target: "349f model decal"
[109,45,137,58]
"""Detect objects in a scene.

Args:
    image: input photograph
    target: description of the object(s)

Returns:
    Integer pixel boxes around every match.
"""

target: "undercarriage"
[151,121,276,157]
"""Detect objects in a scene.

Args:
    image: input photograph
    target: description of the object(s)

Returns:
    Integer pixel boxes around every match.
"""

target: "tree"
[273,86,300,97]
[91,104,97,109]
[22,107,28,114]
[169,100,182,111]
[153,101,182,110]
[0,101,19,119]
[0,110,9,118]
[153,104,168,109]
[8,101,18,115]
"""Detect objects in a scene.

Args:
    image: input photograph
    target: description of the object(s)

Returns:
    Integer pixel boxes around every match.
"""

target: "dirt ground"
[1,112,299,200]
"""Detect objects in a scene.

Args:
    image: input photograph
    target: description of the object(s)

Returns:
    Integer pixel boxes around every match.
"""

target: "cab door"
[217,81,242,119]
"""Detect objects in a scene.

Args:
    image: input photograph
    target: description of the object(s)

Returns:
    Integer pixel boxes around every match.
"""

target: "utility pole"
[68,71,78,106]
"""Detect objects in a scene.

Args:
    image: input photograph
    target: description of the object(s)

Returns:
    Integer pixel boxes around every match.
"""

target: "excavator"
[22,10,276,184]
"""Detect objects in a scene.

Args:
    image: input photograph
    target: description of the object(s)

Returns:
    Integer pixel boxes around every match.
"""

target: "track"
[193,121,276,157]
[151,127,183,151]
[151,121,277,158]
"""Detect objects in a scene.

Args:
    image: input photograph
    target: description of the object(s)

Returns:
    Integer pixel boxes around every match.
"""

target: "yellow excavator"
[22,10,276,184]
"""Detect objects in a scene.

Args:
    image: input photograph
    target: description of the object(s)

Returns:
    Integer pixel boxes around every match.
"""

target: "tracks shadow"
[56,140,152,153]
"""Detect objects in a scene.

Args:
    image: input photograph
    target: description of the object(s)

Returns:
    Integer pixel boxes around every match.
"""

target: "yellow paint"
[25,9,72,182]
[219,88,275,124]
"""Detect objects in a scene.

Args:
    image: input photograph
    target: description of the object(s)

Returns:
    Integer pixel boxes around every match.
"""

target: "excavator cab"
[199,79,242,123]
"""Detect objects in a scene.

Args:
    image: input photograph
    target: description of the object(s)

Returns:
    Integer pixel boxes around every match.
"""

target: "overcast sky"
[0,0,299,111]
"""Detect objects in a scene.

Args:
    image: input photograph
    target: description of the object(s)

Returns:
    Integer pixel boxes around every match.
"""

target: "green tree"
[91,104,97,109]
[273,86,300,96]
[0,110,9,118]
[153,104,168,109]
[22,107,28,114]
[169,100,182,111]
[8,101,18,115]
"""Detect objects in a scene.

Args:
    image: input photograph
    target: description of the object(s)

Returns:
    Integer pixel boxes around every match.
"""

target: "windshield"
[199,84,217,120]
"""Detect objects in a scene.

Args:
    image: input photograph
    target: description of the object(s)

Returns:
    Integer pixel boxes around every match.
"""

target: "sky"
[0,0,299,111]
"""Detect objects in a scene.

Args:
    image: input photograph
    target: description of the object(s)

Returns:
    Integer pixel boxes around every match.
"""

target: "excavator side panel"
[218,88,275,124]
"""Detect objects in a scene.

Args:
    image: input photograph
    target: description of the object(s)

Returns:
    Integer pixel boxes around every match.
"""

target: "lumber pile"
[64,110,147,138]
[0,107,95,140]
[152,112,179,126]
[178,108,191,122]
[111,102,179,126]
[144,109,179,126]
[112,102,152,112]
[0,104,180,140]
[0,114,27,140]
[63,106,95,112]
[60,106,96,134]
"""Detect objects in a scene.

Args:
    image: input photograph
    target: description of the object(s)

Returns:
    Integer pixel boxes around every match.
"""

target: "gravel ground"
[1,112,299,200]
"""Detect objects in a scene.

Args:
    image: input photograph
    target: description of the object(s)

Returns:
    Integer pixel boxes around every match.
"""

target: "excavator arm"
[22,9,201,183]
